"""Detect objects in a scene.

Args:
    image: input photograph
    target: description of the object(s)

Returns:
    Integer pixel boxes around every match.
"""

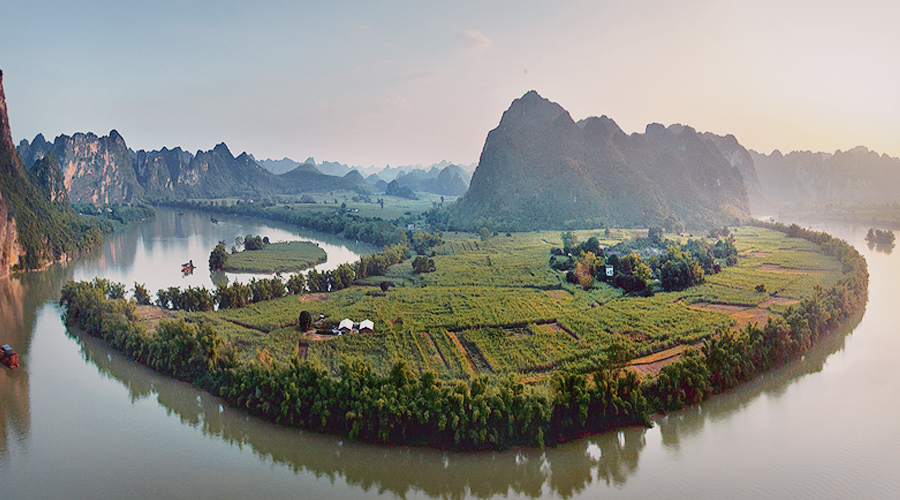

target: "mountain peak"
[495,90,574,133]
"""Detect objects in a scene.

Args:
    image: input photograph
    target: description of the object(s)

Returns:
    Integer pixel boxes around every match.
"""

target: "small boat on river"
[1,344,20,369]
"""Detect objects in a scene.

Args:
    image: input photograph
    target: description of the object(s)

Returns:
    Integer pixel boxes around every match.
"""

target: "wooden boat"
[1,344,20,369]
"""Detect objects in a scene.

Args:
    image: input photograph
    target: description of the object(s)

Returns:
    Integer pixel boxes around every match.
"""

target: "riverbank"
[57,220,867,450]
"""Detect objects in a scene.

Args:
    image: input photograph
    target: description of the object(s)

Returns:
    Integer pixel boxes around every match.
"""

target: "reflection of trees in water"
[69,327,650,499]
[656,311,861,450]
[546,427,645,497]
[65,303,860,498]
[0,264,72,460]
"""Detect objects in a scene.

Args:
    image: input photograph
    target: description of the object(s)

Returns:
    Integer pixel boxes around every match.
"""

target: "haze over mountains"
[750,147,900,205]
[255,156,473,197]
[9,84,900,231]
[454,91,752,231]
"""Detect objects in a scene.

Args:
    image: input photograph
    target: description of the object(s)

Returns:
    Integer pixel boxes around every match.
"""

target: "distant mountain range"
[750,147,900,205]
[17,134,372,204]
[255,156,474,197]
[10,74,900,233]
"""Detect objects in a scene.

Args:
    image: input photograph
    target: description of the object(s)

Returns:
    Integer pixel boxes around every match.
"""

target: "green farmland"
[170,226,845,380]
[224,241,327,273]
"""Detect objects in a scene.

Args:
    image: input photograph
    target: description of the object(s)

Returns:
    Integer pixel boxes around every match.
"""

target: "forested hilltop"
[0,70,109,276]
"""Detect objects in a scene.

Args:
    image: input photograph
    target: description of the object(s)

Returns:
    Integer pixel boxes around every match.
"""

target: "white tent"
[359,319,374,333]
[338,318,354,332]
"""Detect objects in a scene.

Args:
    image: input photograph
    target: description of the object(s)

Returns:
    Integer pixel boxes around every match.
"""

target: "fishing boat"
[1,344,20,369]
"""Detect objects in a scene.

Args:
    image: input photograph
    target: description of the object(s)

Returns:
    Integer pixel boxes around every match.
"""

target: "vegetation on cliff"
[0,70,108,273]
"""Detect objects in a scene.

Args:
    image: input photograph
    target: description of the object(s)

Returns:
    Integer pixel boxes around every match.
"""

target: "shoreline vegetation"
[59,220,867,450]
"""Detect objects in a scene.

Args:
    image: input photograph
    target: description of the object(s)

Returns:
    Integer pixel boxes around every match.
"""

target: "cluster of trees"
[209,243,227,271]
[865,228,895,252]
[73,203,157,226]
[412,256,436,273]
[163,200,407,248]
[355,243,408,280]
[242,234,266,251]
[60,279,225,385]
[410,230,443,255]
[551,229,737,295]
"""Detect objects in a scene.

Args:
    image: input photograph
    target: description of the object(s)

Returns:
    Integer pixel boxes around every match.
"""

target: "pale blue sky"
[1,0,897,167]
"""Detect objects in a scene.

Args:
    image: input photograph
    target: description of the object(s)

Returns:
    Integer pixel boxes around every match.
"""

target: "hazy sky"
[1,0,898,167]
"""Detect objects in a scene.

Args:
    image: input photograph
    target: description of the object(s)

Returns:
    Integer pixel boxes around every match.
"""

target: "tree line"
[163,200,408,248]
[60,277,650,450]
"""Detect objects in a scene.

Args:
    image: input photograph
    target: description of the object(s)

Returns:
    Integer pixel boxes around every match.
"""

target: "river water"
[1,214,898,499]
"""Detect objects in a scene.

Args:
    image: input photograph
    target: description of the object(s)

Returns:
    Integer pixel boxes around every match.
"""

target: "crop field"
[179,226,844,379]
[224,241,327,273]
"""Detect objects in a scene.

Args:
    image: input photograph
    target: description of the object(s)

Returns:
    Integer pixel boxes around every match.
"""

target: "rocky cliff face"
[19,134,371,203]
[0,191,25,278]
[0,70,26,277]
[454,91,750,231]
[18,130,143,205]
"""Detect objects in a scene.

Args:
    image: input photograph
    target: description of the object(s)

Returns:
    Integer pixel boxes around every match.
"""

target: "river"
[1,214,898,499]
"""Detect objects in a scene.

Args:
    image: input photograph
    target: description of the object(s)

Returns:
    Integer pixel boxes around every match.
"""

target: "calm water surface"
[1,215,898,499]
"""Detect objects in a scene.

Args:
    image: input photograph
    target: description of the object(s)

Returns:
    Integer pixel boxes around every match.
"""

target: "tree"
[479,227,491,242]
[133,282,152,305]
[298,310,313,332]
[561,231,578,253]
[412,256,436,273]
[209,243,227,271]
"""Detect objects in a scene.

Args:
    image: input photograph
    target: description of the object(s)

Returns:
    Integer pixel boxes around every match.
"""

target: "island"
[223,240,327,274]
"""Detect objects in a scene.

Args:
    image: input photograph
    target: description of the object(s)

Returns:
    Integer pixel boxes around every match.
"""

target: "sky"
[1,0,898,168]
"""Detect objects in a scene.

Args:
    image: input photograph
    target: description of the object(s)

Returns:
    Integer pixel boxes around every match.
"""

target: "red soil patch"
[446,331,479,376]
[689,302,773,330]
[135,305,174,333]
[299,293,327,303]
[759,296,800,308]
[627,345,692,376]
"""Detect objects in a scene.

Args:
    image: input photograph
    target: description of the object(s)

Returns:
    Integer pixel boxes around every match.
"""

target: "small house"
[359,319,374,334]
[338,318,354,334]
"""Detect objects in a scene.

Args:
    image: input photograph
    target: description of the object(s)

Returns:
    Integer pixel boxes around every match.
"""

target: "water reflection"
[0,265,73,458]
[655,311,861,452]
[62,305,860,498]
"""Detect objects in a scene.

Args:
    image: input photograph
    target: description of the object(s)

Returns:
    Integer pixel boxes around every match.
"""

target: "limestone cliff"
[0,70,103,275]
[0,70,26,277]
[454,91,750,231]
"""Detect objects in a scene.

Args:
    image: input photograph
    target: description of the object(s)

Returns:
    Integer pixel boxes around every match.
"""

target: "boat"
[1,344,20,369]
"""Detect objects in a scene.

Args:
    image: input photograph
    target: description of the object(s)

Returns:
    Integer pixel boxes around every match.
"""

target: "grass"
[177,226,845,379]
[224,241,327,273]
